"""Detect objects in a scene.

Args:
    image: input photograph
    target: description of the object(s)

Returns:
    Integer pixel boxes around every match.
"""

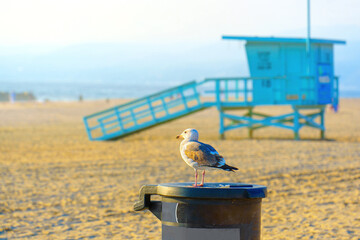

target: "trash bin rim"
[156,182,267,199]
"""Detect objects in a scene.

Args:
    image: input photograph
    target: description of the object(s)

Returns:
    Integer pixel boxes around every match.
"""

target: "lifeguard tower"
[83,35,345,141]
[224,36,345,108]
[217,35,346,139]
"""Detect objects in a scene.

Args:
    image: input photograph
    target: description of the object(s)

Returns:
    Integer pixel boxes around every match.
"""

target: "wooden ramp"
[83,81,206,141]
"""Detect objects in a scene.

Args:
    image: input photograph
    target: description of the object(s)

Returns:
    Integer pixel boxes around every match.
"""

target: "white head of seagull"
[176,128,199,141]
[176,128,238,187]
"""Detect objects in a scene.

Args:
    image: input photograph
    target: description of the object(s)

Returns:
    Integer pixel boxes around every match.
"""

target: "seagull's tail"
[220,164,238,172]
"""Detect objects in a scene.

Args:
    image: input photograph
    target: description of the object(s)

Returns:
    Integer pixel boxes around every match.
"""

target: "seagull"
[176,128,238,187]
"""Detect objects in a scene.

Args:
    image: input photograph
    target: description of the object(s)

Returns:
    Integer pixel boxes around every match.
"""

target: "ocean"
[1,80,359,102]
[0,81,178,102]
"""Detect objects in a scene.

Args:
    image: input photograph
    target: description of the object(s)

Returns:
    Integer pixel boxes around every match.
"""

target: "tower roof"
[222,35,346,45]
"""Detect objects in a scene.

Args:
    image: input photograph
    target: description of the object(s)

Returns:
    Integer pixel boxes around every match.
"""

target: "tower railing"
[199,76,288,107]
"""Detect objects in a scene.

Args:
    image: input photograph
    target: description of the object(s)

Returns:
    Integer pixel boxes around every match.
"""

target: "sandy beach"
[0,98,359,239]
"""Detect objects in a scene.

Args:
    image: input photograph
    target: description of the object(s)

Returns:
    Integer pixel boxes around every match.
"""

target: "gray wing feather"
[184,141,224,167]
[202,143,219,154]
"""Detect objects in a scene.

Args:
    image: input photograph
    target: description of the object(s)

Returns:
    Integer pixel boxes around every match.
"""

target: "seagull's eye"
[184,131,187,133]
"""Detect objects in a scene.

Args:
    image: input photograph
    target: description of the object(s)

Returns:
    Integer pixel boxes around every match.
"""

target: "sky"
[1,0,359,46]
[0,0,359,97]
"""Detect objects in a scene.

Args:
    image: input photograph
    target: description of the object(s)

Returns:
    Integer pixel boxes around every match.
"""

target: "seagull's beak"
[176,135,183,139]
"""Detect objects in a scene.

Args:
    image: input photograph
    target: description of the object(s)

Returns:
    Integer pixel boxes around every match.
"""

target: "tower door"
[285,49,304,103]
[317,64,333,104]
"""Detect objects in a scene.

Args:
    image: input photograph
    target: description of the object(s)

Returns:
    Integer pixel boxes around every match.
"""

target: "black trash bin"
[134,182,267,240]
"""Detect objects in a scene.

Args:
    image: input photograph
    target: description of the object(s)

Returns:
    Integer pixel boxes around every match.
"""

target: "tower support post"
[217,105,326,140]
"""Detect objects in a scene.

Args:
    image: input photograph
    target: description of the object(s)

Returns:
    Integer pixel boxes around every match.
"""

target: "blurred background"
[0,0,359,101]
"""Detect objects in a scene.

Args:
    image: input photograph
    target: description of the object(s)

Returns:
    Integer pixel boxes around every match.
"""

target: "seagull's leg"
[200,170,205,187]
[193,169,198,187]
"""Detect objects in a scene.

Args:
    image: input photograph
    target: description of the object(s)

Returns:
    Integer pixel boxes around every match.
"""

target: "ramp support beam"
[218,105,326,140]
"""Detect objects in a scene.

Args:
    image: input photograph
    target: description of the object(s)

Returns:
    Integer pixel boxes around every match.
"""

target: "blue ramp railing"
[83,81,204,140]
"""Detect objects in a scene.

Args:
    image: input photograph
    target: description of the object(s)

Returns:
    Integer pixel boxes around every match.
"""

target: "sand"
[0,99,359,239]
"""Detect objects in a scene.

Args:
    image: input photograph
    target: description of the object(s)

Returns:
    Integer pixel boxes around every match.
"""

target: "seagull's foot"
[192,183,198,187]
[199,183,204,187]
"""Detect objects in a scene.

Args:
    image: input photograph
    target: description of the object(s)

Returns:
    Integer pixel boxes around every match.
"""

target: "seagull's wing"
[202,143,221,155]
[183,141,224,167]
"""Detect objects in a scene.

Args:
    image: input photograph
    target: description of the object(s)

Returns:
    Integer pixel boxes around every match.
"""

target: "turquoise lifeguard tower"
[224,36,345,108]
[83,35,345,141]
